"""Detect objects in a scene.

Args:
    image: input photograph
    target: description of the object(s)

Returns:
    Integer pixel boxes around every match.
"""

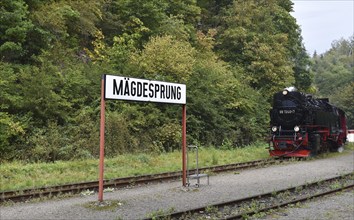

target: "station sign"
[104,75,186,104]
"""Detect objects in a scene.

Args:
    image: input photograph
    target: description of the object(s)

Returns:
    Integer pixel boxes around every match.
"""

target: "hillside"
[0,0,317,161]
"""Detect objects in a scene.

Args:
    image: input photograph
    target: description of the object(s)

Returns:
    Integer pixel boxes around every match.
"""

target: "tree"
[331,83,354,128]
[187,30,269,146]
[311,36,354,128]
[197,0,233,30]
[293,40,312,91]
[131,35,196,83]
[0,0,313,161]
[30,0,104,48]
[217,0,298,97]
[0,62,28,160]
[273,0,312,92]
[0,0,35,62]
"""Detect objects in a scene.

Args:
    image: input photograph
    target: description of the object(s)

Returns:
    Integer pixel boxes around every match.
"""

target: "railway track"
[146,173,354,220]
[1,158,290,203]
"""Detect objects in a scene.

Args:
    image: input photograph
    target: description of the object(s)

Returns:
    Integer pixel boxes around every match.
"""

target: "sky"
[291,0,354,55]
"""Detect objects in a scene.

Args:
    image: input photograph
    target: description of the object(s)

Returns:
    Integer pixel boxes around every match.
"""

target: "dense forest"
[0,0,351,162]
[311,37,354,130]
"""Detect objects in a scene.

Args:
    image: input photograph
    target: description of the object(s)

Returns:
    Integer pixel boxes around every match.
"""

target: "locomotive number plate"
[279,109,295,114]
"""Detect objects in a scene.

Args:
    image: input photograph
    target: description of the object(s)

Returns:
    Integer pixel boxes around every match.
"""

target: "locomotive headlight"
[294,126,300,132]
[272,126,278,132]
[282,90,288,95]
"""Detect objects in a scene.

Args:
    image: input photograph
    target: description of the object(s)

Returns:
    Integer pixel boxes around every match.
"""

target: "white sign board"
[104,75,186,104]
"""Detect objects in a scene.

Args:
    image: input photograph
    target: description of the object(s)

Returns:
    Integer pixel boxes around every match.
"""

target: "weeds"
[211,153,218,165]
[83,200,124,211]
[1,142,352,192]
[329,180,342,190]
[103,187,115,193]
[276,190,292,200]
[146,207,175,219]
[205,205,218,214]
[0,143,269,192]
[80,189,95,196]
[295,186,303,193]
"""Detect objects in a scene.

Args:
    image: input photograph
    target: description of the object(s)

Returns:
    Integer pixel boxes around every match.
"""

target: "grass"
[146,207,176,219]
[0,142,353,192]
[345,142,354,151]
[0,142,268,192]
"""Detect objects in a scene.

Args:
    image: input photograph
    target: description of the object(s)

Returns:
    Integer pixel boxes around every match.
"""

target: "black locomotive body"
[269,87,347,157]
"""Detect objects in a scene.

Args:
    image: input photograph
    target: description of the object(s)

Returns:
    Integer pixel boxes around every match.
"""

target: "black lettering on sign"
[107,75,185,103]
[177,86,181,100]
[154,84,159,98]
[166,85,171,99]
[149,84,154,98]
[137,82,142,97]
[160,84,165,99]
[131,81,136,96]
[113,79,123,95]
[170,86,176,100]
[124,78,130,96]
[143,82,148,98]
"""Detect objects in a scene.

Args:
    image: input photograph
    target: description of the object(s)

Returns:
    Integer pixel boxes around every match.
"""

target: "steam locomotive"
[269,87,347,157]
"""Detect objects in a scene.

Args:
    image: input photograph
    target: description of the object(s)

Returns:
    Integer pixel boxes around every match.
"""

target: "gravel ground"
[1,151,353,220]
[263,190,354,220]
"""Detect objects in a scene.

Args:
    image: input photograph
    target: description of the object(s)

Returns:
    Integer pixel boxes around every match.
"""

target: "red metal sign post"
[182,104,187,186]
[98,75,105,202]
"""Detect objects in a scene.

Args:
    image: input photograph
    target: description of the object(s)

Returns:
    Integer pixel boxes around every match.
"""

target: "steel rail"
[146,172,354,220]
[1,158,288,203]
[226,183,354,220]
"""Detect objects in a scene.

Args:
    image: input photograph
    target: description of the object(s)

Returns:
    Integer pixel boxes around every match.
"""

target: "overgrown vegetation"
[0,0,311,162]
[1,142,353,192]
[0,1,352,162]
[0,142,269,192]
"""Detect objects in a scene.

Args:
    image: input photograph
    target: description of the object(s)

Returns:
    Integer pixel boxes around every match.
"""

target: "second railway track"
[145,172,354,220]
[1,158,290,203]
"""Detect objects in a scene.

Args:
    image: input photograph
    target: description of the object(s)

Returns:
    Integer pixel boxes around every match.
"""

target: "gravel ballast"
[265,191,354,220]
[1,151,353,220]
